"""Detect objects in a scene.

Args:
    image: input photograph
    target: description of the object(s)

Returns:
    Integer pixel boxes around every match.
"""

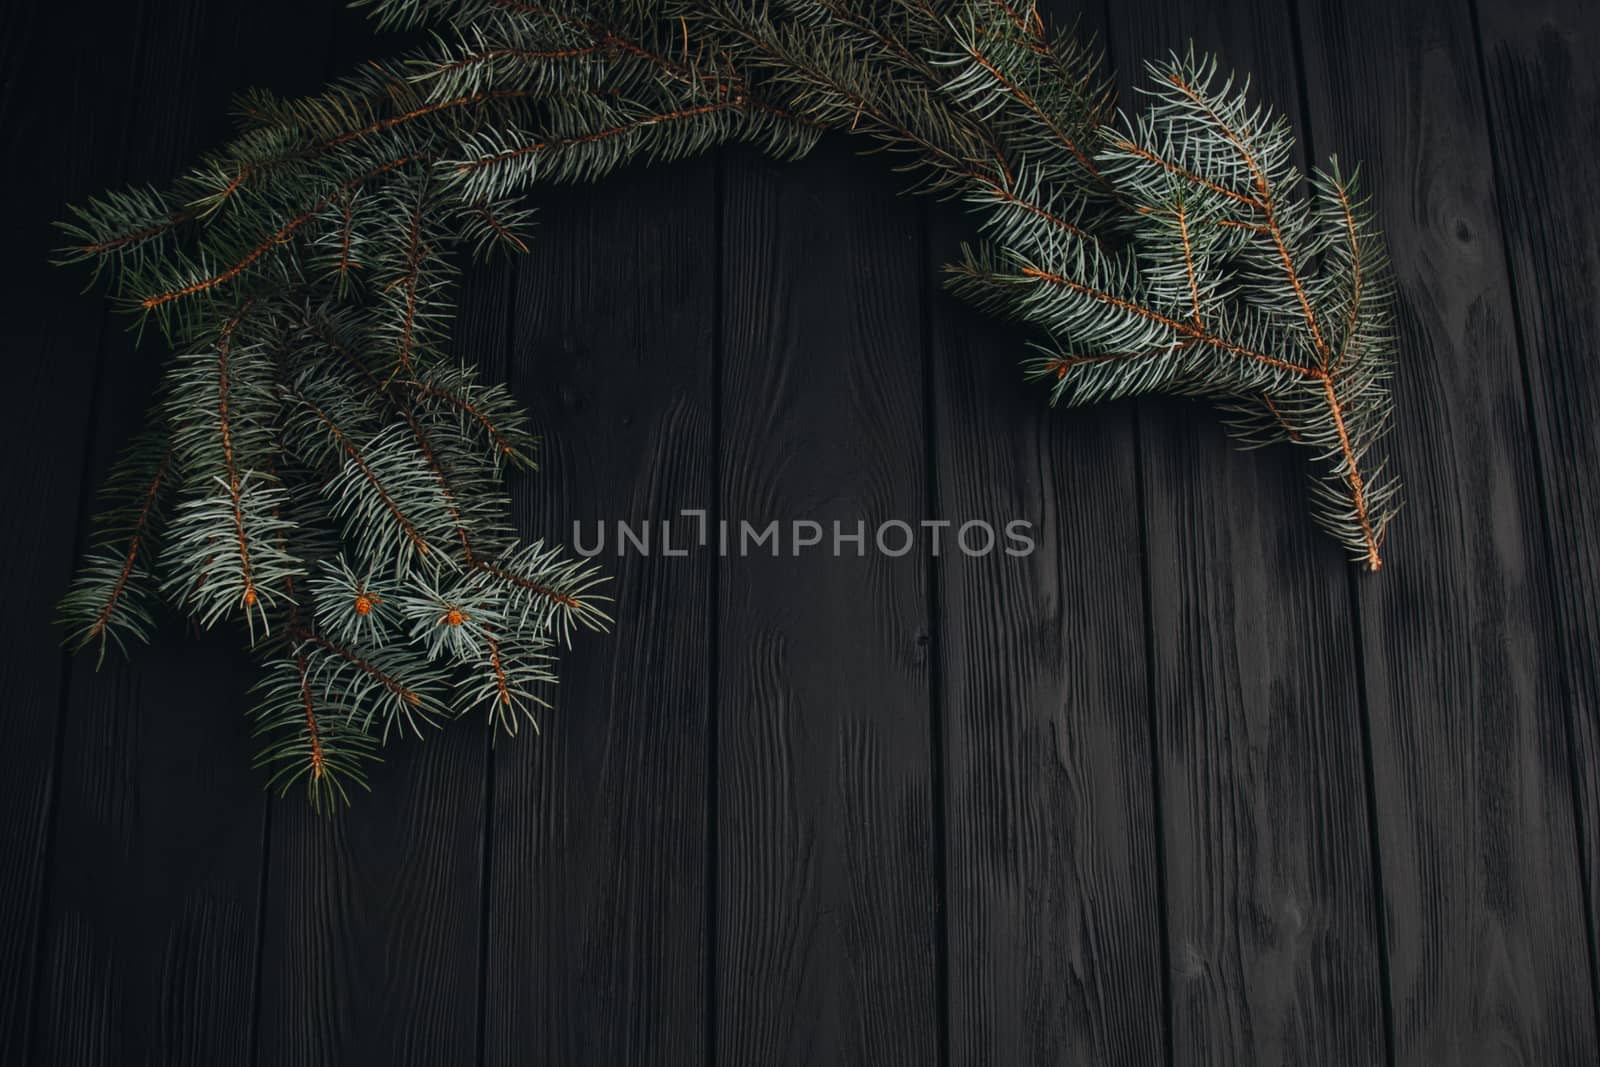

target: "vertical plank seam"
[1094,1,1178,1059]
[1463,0,1600,1041]
[705,148,724,1067]
[1344,523,1397,1067]
[23,2,154,1060]
[475,637,496,1067]
[1129,403,1175,1067]
[918,198,954,1067]
[245,802,273,1067]
[476,264,518,1067]
[1283,1,1398,1061]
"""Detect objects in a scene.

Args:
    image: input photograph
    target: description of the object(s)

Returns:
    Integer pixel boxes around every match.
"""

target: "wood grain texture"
[1473,0,1600,1012]
[0,0,147,1059]
[715,141,941,1066]
[254,717,488,1067]
[929,314,1165,1066]
[1295,0,1599,1061]
[250,13,492,1067]
[925,162,1166,1067]
[1101,2,1388,1062]
[481,159,715,1066]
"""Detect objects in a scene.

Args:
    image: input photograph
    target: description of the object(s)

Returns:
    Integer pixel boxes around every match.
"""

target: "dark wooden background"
[1,0,1596,1064]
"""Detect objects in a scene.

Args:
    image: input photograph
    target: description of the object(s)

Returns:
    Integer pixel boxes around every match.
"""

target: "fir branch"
[469,540,612,643]
[460,627,555,735]
[58,0,1403,808]
[252,649,380,807]
[58,431,172,664]
[137,153,428,314]
[290,387,439,564]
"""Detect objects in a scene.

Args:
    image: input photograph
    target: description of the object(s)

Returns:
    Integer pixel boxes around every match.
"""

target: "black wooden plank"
[924,4,1166,1045]
[251,11,492,1067]
[479,159,716,1065]
[0,0,147,1058]
[715,141,941,1065]
[1101,2,1387,1063]
[927,251,1165,1064]
[28,6,356,1066]
[1294,0,1599,1061]
[0,3,330,1064]
[1473,0,1600,1013]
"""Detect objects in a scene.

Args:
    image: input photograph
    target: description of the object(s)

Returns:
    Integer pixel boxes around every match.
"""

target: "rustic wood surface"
[0,1,1595,1065]
[1104,1,1388,1063]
